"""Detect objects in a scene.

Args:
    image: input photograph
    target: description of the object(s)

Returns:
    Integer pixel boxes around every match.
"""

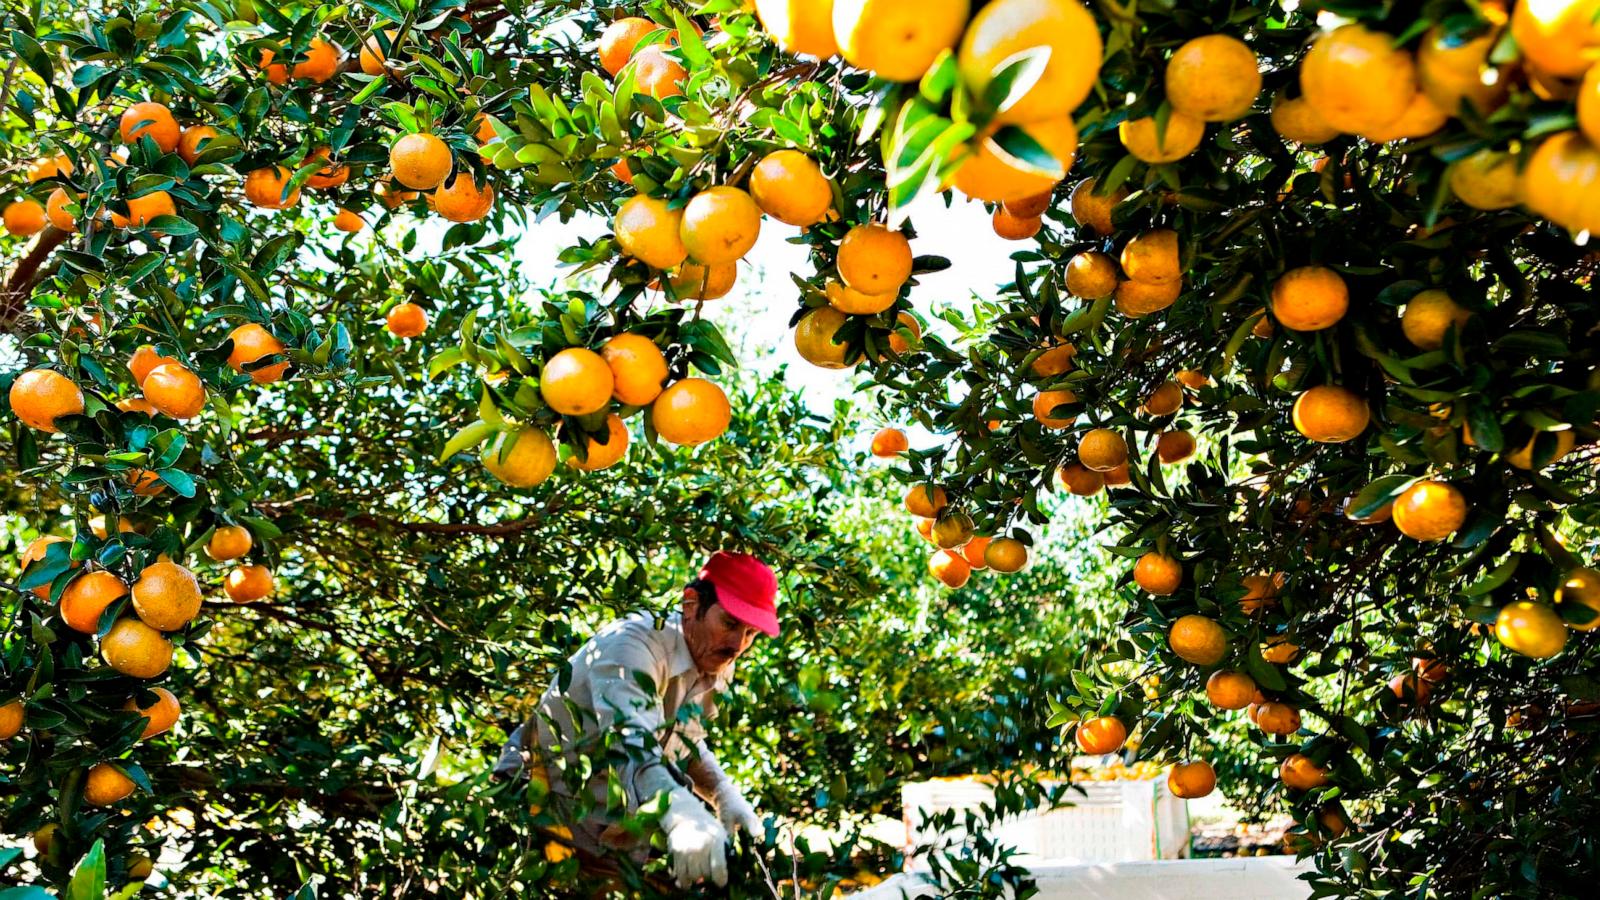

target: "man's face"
[683,590,760,675]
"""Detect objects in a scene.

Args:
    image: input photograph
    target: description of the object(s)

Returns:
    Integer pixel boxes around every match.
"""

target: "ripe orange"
[928,548,971,588]
[390,133,453,190]
[377,178,419,209]
[1156,430,1197,464]
[1119,112,1206,164]
[885,311,921,356]
[1168,614,1226,666]
[304,147,349,189]
[871,427,909,457]
[1280,754,1330,791]
[1075,716,1128,755]
[10,369,84,433]
[615,195,689,269]
[904,484,949,518]
[244,166,301,209]
[1133,552,1182,594]
[826,281,896,315]
[834,0,968,82]
[1057,462,1103,496]
[1583,65,1600,146]
[567,414,630,471]
[1065,252,1117,300]
[1356,91,1449,143]
[131,560,203,630]
[386,302,428,338]
[651,378,731,445]
[1005,190,1053,218]
[224,564,274,603]
[116,398,157,416]
[1270,266,1348,332]
[482,427,558,487]
[932,511,975,549]
[666,261,737,300]
[45,188,79,232]
[1417,26,1508,117]
[1270,93,1339,145]
[124,687,180,740]
[1510,0,1600,79]
[1033,389,1078,429]
[89,515,137,540]
[629,45,687,99]
[1168,760,1216,798]
[119,102,180,152]
[1030,342,1077,378]
[1206,670,1257,710]
[601,334,669,406]
[837,224,912,295]
[360,30,395,76]
[750,150,833,226]
[84,763,137,806]
[992,208,1043,240]
[960,536,992,570]
[1520,131,1600,235]
[1254,701,1301,735]
[1078,428,1127,472]
[473,113,499,163]
[0,701,24,741]
[433,173,496,223]
[953,117,1079,203]
[19,536,72,600]
[1165,34,1261,122]
[1299,24,1418,135]
[611,159,634,183]
[1262,635,1301,665]
[259,37,342,83]
[1068,177,1127,236]
[541,348,614,416]
[206,525,253,561]
[227,323,289,384]
[26,153,72,182]
[680,186,761,264]
[142,363,206,419]
[794,307,863,369]
[1557,567,1600,631]
[1102,462,1131,487]
[60,571,129,634]
[1401,289,1472,351]
[1120,229,1181,285]
[1389,672,1432,706]
[101,618,174,678]
[1141,381,1183,417]
[957,0,1102,123]
[1495,600,1568,658]
[1448,149,1521,211]
[176,125,220,165]
[913,517,937,545]
[1292,385,1370,443]
[127,469,166,496]
[109,191,175,228]
[3,199,46,236]
[755,0,839,58]
[599,17,661,76]
[1392,480,1468,542]
[985,537,1028,572]
[1240,572,1285,614]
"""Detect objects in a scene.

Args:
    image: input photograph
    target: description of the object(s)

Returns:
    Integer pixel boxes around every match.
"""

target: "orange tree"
[7,0,1600,896]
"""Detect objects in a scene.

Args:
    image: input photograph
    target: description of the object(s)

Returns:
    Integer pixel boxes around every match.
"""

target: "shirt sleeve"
[584,629,683,810]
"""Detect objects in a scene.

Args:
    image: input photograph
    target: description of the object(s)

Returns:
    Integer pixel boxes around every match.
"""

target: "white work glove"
[713,782,764,838]
[661,786,729,888]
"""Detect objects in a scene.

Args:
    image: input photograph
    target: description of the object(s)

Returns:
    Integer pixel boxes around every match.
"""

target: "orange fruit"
[377,178,419,209]
[9,369,84,433]
[119,102,180,152]
[1270,93,1339,145]
[567,414,630,471]
[1557,567,1600,631]
[473,113,500,163]
[60,571,129,634]
[1582,65,1600,146]
[88,515,137,540]
[680,186,761,264]
[541,348,614,416]
[84,763,137,806]
[1078,428,1127,472]
[953,117,1079,203]
[1114,278,1181,317]
[1299,24,1418,135]
[1074,716,1128,754]
[666,261,737,300]
[1033,389,1078,429]
[1004,190,1053,218]
[1102,462,1131,487]
[1262,635,1301,664]
[615,195,689,269]
[433,173,495,223]
[1392,480,1468,541]
[1030,342,1077,377]
[227,323,289,384]
[1206,670,1257,710]
[1417,26,1508,117]
[1270,266,1348,331]
[258,37,341,83]
[1356,91,1449,143]
[884,311,921,356]
[1521,131,1600,235]
[244,166,301,209]
[1120,229,1181,285]
[1240,572,1285,614]
[3,199,46,236]
[482,427,558,487]
[1254,701,1301,735]
[750,150,833,226]
[1292,385,1370,443]
[224,564,274,603]
[304,147,349,189]
[601,334,669,406]
[1495,600,1568,658]
[131,559,202,630]
[390,133,453,190]
[26,153,73,182]
[176,125,220,165]
[142,363,206,419]
[1168,614,1226,666]
[611,159,634,183]
[1401,289,1473,351]
[1280,754,1330,790]
[124,687,180,740]
[837,224,912,295]
[913,517,937,545]
[960,536,992,570]
[206,525,253,561]
[985,537,1028,572]
[386,302,428,338]
[1168,761,1216,798]
[928,548,972,588]
[101,618,173,678]
[127,469,165,496]
[834,0,968,82]
[794,306,863,369]
[1156,430,1197,464]
[1165,34,1262,122]
[1065,251,1117,300]
[19,536,72,600]
[932,511,975,549]
[109,191,175,228]
[992,209,1042,240]
[360,30,395,76]
[957,0,1102,123]
[1389,672,1432,706]
[599,17,661,76]
[1510,0,1600,80]
[0,701,25,741]
[1133,552,1182,594]
[651,378,731,445]
[826,281,896,315]
[1057,462,1103,496]
[904,484,949,518]
[45,188,79,232]
[1119,112,1205,164]
[1068,177,1126,235]
[755,0,840,58]
[871,427,909,457]
[629,45,687,99]
[116,398,158,417]
[1141,381,1183,417]
[1448,149,1521,211]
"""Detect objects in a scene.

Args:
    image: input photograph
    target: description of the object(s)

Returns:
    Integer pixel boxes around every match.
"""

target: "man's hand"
[662,788,729,888]
[715,786,764,838]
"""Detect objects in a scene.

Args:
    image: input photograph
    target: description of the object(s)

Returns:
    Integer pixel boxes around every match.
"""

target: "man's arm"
[686,738,764,837]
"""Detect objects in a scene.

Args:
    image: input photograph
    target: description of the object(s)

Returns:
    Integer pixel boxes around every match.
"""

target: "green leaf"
[440,420,495,464]
[1348,474,1417,519]
[66,840,106,900]
[980,45,1052,118]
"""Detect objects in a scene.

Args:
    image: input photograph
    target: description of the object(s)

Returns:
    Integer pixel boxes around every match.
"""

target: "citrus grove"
[3,0,1600,896]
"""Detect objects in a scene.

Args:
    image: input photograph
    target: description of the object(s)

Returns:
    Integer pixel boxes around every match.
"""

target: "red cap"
[698,551,779,637]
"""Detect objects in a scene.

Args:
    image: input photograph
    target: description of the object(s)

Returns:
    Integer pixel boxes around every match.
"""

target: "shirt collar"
[665,611,736,690]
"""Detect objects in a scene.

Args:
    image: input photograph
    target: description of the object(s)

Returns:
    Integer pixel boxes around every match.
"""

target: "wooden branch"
[0,225,69,334]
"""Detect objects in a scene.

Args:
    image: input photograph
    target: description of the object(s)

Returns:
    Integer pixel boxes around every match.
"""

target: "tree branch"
[1,225,69,334]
